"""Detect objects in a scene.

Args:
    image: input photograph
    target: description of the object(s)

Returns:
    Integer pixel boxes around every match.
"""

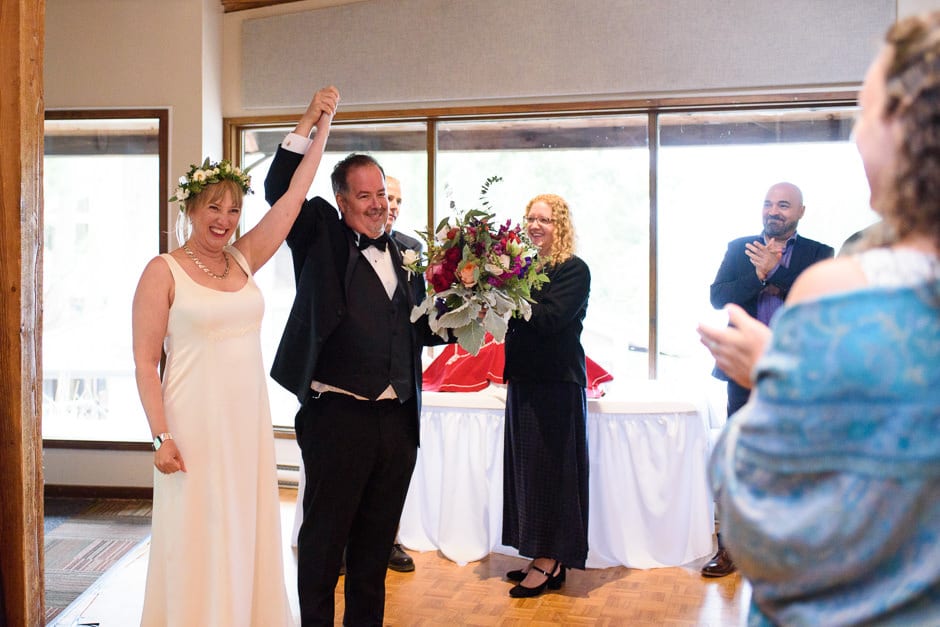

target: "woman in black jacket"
[502,193,591,598]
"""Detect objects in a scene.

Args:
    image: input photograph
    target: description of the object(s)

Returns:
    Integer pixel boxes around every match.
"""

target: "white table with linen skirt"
[396,384,715,569]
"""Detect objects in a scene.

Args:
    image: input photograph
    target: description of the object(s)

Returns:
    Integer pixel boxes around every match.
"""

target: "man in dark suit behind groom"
[381,174,423,574]
[704,181,834,577]
[265,103,448,625]
[384,174,423,255]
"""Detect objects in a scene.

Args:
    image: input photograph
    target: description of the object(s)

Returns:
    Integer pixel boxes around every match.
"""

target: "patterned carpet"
[44,498,152,624]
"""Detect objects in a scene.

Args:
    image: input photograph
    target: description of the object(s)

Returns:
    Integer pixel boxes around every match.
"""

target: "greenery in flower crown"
[405,176,550,355]
[169,157,253,209]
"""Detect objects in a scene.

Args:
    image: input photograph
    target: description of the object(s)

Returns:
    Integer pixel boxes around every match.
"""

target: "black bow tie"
[357,232,389,251]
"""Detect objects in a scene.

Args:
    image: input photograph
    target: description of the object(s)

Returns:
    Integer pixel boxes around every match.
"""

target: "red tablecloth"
[423,335,613,397]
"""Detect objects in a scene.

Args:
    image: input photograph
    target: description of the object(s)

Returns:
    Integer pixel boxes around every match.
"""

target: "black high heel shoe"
[508,560,564,598]
[505,565,529,582]
[506,568,527,582]
[507,565,567,586]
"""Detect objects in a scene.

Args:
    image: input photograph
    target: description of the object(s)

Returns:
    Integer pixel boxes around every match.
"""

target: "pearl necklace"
[183,244,230,280]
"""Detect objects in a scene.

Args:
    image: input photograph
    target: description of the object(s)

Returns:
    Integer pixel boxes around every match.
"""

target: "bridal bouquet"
[406,177,549,355]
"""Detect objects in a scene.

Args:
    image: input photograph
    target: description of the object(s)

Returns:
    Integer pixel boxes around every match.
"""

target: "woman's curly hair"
[883,11,940,249]
[524,193,577,265]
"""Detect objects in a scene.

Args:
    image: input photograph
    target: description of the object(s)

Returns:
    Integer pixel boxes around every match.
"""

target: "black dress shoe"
[509,560,564,598]
[388,543,415,572]
[505,568,527,582]
[701,547,736,577]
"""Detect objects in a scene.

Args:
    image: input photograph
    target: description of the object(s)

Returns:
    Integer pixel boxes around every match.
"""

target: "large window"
[43,111,167,442]
[231,97,874,426]
[657,107,874,383]
[435,116,651,381]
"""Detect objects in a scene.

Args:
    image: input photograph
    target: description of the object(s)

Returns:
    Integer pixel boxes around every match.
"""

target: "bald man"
[705,181,834,577]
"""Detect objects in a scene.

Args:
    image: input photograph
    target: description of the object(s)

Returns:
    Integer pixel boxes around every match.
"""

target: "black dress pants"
[295,393,418,626]
[726,379,751,419]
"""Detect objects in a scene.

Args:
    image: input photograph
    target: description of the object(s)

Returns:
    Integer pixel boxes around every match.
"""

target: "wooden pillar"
[0,0,45,625]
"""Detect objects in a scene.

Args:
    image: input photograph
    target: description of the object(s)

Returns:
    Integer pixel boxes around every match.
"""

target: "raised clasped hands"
[697,303,772,390]
[745,238,783,281]
[306,85,340,131]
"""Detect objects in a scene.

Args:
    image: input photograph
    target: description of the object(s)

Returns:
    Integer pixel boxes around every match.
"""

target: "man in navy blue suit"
[704,181,834,577]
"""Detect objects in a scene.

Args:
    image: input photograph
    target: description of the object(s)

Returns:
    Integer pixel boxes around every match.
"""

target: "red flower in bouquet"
[405,177,549,355]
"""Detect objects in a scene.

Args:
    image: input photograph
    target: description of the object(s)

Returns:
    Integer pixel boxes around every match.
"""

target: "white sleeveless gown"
[141,247,292,626]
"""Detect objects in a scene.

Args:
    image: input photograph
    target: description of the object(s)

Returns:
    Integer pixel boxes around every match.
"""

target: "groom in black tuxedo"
[266,107,447,625]
[704,181,833,578]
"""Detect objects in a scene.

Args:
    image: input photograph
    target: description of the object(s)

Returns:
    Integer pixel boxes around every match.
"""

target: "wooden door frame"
[0,0,45,625]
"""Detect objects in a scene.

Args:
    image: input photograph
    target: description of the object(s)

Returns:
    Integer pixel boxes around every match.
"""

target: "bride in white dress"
[132,87,338,627]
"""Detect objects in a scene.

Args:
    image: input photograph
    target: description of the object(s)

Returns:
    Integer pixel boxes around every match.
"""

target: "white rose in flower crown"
[175,186,190,201]
[192,170,208,183]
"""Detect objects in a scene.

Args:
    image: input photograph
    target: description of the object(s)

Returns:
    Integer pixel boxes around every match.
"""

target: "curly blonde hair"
[882,11,940,249]
[525,193,577,265]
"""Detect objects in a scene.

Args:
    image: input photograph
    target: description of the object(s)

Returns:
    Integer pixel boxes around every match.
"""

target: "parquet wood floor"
[380,551,747,626]
[53,489,750,626]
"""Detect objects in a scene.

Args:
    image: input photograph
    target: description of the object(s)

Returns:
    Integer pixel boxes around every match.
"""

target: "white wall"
[224,0,893,116]
[42,439,300,489]
[899,0,940,18]
[45,0,225,224]
[44,448,155,488]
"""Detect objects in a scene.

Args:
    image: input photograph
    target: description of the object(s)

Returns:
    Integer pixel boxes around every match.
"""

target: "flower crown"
[169,157,253,209]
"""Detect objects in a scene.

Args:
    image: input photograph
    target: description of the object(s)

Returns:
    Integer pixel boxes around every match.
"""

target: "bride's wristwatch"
[153,432,174,451]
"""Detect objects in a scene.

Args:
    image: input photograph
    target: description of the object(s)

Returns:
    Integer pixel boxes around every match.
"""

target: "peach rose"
[458,262,478,288]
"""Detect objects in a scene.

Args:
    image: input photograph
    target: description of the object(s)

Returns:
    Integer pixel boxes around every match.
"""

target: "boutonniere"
[401,248,420,278]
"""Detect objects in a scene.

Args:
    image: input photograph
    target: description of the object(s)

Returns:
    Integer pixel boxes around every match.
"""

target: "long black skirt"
[502,379,589,569]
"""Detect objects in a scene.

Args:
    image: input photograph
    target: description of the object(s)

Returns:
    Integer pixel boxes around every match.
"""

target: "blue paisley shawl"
[710,282,940,626]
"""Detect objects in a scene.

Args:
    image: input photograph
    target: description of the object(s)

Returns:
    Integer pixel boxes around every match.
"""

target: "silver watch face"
[153,436,162,451]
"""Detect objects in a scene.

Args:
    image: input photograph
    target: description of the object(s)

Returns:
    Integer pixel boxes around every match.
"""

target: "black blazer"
[504,255,591,387]
[390,230,422,253]
[709,233,834,380]
[710,233,834,316]
[264,147,444,417]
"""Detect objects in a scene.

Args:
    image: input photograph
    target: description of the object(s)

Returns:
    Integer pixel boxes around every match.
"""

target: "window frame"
[42,108,169,450]
[224,91,858,386]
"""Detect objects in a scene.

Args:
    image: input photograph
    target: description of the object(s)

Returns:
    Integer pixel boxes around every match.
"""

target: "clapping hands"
[745,238,783,281]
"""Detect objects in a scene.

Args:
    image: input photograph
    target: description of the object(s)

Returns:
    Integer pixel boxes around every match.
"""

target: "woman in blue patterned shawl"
[699,11,940,626]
